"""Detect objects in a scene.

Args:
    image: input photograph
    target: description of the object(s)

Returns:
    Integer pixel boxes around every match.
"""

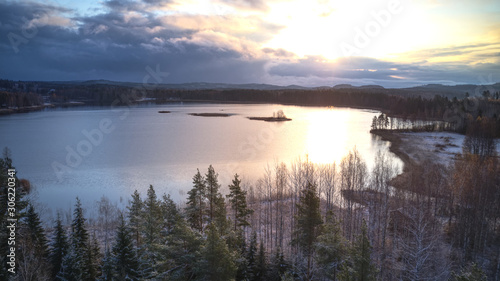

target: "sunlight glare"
[304,109,349,164]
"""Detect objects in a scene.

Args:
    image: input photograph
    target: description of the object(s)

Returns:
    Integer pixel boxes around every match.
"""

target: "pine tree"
[24,204,49,256]
[255,241,268,281]
[161,194,179,235]
[197,223,237,281]
[205,165,222,223]
[127,190,143,247]
[50,213,69,279]
[339,220,377,281]
[19,204,50,280]
[58,197,94,281]
[226,174,253,231]
[246,232,258,281]
[163,212,202,281]
[89,233,103,279]
[186,169,206,232]
[315,211,347,280]
[111,214,140,280]
[205,165,229,235]
[143,185,162,245]
[293,181,323,281]
[99,250,113,281]
[268,249,289,281]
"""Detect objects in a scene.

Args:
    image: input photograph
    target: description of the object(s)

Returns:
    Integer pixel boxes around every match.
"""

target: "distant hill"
[401,83,500,98]
[2,78,499,99]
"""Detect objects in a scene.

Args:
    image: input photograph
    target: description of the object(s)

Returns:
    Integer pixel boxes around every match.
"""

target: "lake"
[0,103,401,218]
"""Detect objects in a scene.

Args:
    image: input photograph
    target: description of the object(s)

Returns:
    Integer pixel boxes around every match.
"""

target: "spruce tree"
[58,197,94,281]
[99,250,113,281]
[255,241,268,281]
[89,233,103,279]
[18,204,50,280]
[143,185,162,245]
[339,220,377,281]
[246,232,258,281]
[197,223,237,281]
[315,211,347,280]
[161,194,179,235]
[50,213,69,279]
[127,190,143,247]
[163,212,202,281]
[205,165,222,223]
[293,181,323,281]
[226,174,253,231]
[186,169,206,232]
[24,204,49,257]
[111,214,139,280]
[204,165,229,235]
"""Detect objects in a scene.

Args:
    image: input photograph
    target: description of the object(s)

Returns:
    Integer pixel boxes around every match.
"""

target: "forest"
[0,113,499,281]
[1,79,500,136]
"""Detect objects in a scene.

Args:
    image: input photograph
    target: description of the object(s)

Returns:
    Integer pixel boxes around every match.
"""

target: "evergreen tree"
[138,185,163,279]
[18,204,50,280]
[163,212,202,281]
[293,181,323,281]
[197,223,237,281]
[204,165,229,235]
[89,233,103,279]
[127,190,143,247]
[205,165,222,223]
[315,211,347,280]
[143,185,162,245]
[255,241,268,281]
[50,213,69,279]
[268,249,289,281]
[99,250,113,281]
[186,169,206,232]
[339,221,377,281]
[161,193,180,235]
[111,214,140,280]
[58,197,95,281]
[226,174,253,231]
[246,232,258,281]
[24,204,49,256]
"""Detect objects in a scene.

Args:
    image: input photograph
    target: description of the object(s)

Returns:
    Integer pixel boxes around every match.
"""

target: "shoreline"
[370,130,414,173]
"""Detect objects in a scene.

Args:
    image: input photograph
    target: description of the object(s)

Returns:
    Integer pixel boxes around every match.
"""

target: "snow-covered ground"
[397,132,494,166]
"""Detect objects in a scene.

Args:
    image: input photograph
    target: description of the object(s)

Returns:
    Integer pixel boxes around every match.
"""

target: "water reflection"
[305,109,349,164]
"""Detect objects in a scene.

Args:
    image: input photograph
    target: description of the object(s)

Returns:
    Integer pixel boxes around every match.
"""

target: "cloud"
[266,56,500,87]
[0,0,499,88]
[219,0,269,11]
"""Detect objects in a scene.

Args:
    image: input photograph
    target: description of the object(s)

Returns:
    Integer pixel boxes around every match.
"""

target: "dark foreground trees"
[6,131,500,281]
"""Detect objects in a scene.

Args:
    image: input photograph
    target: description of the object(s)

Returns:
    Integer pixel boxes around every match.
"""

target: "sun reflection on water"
[304,109,350,164]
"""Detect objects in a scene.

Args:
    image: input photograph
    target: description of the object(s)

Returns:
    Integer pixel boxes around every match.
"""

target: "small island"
[248,110,292,122]
[158,110,171,113]
[189,113,231,117]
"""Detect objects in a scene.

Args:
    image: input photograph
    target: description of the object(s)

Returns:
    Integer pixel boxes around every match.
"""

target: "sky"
[0,0,499,87]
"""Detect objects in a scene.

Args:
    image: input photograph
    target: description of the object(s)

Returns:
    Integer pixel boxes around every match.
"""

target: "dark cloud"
[268,56,500,86]
[0,1,499,88]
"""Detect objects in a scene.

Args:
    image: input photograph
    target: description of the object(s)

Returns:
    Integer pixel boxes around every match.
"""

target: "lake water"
[0,103,401,218]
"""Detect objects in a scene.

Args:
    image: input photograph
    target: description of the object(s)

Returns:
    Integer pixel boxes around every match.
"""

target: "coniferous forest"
[0,114,499,281]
